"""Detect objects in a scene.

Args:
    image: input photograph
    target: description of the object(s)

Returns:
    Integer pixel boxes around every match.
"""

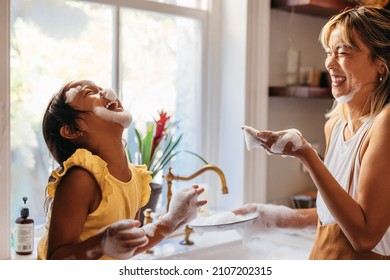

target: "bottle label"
[14,223,34,253]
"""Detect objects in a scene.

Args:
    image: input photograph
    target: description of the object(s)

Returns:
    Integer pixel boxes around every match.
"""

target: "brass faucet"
[163,164,229,212]
[142,208,154,254]
[163,164,229,246]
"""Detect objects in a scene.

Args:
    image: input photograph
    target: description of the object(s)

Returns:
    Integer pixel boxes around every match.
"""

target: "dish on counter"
[189,211,259,232]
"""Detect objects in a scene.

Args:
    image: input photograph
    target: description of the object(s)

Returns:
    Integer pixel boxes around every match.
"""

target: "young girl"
[37,80,206,260]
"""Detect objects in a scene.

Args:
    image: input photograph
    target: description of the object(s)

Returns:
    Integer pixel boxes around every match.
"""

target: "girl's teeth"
[106,101,117,109]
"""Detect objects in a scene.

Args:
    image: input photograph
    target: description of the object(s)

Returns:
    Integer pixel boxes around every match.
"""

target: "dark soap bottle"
[15,197,34,255]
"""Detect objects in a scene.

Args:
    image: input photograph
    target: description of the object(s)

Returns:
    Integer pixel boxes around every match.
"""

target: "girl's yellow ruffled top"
[37,148,152,260]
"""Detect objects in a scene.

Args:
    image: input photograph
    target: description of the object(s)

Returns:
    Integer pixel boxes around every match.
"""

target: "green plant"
[126,110,208,178]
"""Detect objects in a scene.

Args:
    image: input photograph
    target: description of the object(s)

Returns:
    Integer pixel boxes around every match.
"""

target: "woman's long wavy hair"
[319,5,390,120]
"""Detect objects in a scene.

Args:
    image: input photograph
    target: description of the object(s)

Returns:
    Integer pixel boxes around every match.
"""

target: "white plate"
[189,212,259,232]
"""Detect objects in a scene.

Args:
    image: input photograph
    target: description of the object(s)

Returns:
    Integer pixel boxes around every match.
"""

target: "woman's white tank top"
[316,118,390,255]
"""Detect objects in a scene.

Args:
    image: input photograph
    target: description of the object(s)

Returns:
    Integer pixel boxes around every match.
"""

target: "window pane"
[10,0,113,225]
[120,8,203,210]
[145,0,209,10]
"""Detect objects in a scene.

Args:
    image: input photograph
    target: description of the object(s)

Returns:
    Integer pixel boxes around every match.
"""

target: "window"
[10,0,208,238]
[10,0,114,227]
[119,7,203,209]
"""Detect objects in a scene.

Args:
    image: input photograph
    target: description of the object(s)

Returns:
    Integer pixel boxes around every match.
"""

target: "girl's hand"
[242,125,311,158]
[101,219,148,259]
[163,185,207,232]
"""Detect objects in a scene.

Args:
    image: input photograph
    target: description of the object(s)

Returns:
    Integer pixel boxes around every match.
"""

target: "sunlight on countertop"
[12,222,315,260]
[133,228,315,260]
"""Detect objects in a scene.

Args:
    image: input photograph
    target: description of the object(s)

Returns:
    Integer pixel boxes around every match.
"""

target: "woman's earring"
[379,76,383,82]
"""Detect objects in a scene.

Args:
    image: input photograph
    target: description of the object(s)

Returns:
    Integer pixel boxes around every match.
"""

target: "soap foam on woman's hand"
[242,125,308,157]
[242,125,263,151]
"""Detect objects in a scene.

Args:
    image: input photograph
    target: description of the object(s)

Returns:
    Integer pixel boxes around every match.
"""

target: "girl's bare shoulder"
[56,166,99,200]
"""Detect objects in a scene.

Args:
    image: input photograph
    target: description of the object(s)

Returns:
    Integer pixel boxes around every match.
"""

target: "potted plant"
[126,110,207,223]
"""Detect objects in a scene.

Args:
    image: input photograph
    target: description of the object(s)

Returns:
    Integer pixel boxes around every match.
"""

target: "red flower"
[151,110,170,160]
[127,109,207,179]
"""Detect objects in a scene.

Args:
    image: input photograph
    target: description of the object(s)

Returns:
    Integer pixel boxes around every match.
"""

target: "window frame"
[0,0,11,260]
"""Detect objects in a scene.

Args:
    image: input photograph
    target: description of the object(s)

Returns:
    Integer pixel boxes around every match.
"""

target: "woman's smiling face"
[325,26,381,104]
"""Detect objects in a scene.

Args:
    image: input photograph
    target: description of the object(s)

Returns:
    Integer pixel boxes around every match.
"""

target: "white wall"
[269,9,328,86]
[216,0,271,209]
[242,0,270,205]
[267,10,334,205]
[267,97,333,204]
[217,0,248,210]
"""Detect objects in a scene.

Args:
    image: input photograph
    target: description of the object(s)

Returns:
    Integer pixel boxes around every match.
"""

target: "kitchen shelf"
[269,86,333,99]
[271,0,355,18]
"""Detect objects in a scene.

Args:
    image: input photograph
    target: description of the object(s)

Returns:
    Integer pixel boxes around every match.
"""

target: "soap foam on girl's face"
[65,86,82,104]
[93,106,132,128]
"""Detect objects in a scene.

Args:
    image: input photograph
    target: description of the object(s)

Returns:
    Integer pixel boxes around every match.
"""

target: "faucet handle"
[142,208,154,254]
[143,208,153,226]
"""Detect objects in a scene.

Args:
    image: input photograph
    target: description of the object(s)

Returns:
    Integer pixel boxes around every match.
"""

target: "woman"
[38,80,206,259]
[239,5,390,259]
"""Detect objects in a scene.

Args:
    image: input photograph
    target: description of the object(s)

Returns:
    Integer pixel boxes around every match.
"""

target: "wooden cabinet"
[271,0,354,18]
[269,86,332,99]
